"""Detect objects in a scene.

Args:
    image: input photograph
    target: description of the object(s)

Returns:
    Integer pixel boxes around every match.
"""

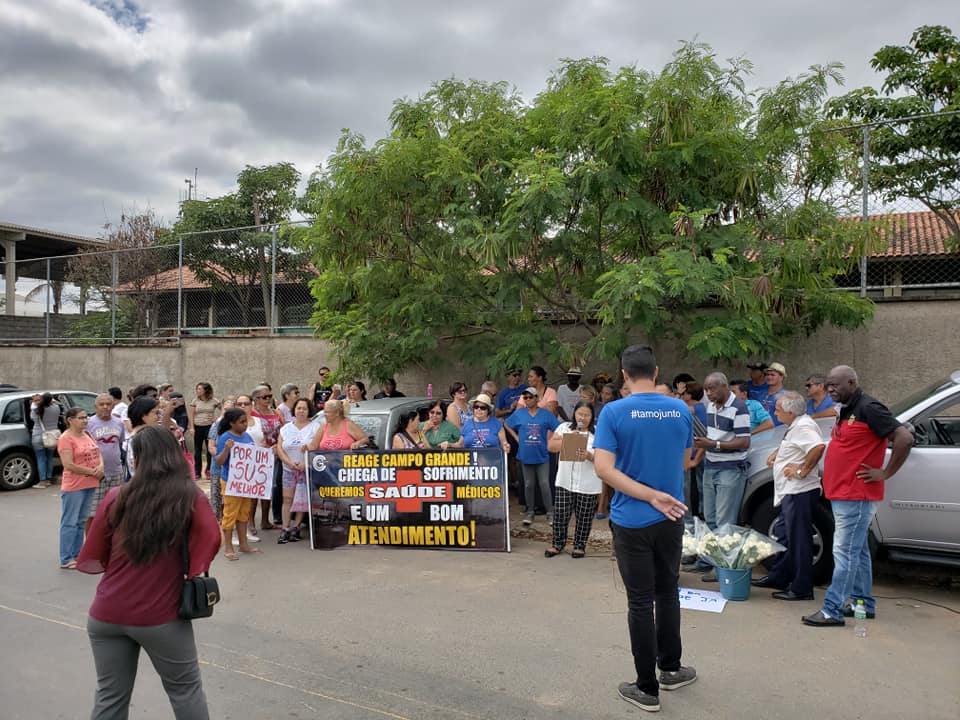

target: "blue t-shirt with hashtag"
[594,393,693,529]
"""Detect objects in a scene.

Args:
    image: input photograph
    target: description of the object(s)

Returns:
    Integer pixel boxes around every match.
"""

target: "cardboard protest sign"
[306,448,509,552]
[224,443,275,500]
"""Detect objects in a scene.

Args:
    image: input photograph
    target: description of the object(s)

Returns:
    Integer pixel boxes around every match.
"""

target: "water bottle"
[427,383,433,400]
[854,600,867,638]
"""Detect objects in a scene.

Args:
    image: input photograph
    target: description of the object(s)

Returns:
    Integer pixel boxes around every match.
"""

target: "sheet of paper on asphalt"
[678,587,727,613]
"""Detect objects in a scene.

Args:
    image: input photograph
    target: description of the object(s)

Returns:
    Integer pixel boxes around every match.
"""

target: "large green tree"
[304,44,878,380]
[176,162,308,326]
[827,25,960,242]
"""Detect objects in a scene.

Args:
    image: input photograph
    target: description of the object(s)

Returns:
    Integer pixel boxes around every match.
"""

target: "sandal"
[544,547,562,558]
[571,549,585,559]
[224,551,239,561]
[59,559,77,569]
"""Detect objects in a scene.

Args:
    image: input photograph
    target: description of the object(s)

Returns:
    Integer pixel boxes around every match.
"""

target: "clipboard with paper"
[559,431,588,461]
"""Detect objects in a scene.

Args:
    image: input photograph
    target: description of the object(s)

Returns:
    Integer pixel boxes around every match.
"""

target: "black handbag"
[178,522,220,620]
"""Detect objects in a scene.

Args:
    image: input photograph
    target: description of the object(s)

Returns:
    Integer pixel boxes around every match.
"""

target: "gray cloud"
[1,0,957,236]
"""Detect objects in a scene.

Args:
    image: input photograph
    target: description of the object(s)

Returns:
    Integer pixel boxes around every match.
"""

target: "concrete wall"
[1,300,958,406]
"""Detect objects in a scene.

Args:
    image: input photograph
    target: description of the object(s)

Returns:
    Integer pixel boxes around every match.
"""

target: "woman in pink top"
[308,399,369,451]
[57,406,103,569]
[78,426,220,719]
[527,366,559,415]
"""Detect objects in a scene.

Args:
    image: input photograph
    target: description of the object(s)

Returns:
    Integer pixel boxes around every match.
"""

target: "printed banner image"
[306,448,510,552]
[224,443,275,500]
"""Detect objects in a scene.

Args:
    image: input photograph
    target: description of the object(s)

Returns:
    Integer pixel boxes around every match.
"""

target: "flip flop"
[224,552,239,561]
[239,547,264,554]
[59,560,77,569]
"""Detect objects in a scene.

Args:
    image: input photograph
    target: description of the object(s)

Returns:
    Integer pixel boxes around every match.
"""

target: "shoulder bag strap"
[181,516,192,579]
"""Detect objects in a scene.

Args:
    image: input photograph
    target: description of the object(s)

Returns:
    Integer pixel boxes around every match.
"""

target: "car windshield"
[889,374,960,417]
[350,414,384,444]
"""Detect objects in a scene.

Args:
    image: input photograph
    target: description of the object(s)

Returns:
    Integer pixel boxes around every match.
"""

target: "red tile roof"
[118,264,315,292]
[866,210,959,258]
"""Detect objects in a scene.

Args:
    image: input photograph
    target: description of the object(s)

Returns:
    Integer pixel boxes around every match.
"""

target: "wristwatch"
[715,440,721,450]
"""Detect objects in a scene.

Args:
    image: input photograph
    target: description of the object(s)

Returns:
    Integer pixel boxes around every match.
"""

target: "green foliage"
[827,25,960,242]
[175,163,309,326]
[303,43,878,378]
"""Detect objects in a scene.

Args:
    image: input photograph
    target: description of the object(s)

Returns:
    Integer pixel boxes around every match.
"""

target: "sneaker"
[287,527,301,542]
[617,682,660,712]
[522,514,534,526]
[246,532,261,543]
[277,530,289,545]
[34,481,49,489]
[660,666,697,691]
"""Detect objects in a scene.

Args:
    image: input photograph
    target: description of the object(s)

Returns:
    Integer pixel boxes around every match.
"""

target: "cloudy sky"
[1,0,957,237]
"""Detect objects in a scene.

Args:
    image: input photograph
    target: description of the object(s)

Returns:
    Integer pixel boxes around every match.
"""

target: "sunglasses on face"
[473,405,489,411]
[255,394,272,400]
[237,401,251,406]
[521,394,535,399]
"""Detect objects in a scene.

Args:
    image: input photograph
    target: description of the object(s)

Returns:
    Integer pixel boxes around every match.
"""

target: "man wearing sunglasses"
[805,374,837,419]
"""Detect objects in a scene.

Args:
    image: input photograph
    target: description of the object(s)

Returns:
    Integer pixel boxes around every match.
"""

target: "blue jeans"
[701,464,746,530]
[33,444,53,481]
[60,488,94,565]
[822,500,878,619]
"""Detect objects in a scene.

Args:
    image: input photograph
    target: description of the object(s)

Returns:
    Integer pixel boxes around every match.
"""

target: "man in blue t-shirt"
[594,344,696,711]
[505,386,559,526]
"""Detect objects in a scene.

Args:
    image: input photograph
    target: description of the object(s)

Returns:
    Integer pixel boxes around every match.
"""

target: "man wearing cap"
[746,362,769,402]
[557,367,583,422]
[760,363,788,426]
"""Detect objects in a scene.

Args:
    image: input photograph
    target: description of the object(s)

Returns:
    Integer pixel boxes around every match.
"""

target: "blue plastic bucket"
[717,567,752,601]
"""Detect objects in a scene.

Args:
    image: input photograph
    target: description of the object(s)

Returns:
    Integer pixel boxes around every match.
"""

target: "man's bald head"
[703,372,730,405]
[826,365,859,404]
[95,393,114,419]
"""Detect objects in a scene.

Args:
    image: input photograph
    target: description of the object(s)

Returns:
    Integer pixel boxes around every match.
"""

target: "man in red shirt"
[802,365,913,627]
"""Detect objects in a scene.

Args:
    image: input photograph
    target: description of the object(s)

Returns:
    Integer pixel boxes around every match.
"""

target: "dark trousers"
[271,457,284,524]
[612,519,684,696]
[768,488,818,596]
[552,487,599,550]
[192,425,211,478]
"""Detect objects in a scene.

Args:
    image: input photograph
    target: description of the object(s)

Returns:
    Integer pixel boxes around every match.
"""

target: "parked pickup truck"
[739,370,960,583]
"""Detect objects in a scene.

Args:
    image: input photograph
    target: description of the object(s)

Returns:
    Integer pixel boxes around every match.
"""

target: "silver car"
[740,370,960,583]
[0,390,98,490]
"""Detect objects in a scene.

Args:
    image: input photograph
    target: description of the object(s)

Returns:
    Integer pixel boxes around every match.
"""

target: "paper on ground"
[679,587,727,613]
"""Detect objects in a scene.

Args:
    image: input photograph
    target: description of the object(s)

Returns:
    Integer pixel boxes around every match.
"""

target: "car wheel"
[0,451,38,491]
[749,496,835,587]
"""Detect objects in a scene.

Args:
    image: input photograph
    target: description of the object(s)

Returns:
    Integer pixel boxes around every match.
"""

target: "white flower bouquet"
[684,519,784,569]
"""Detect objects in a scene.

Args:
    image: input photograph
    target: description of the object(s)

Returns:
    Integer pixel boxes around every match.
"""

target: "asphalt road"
[2,486,958,719]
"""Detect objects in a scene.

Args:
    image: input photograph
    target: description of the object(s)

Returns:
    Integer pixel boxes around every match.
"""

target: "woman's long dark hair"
[567,400,596,434]
[110,427,197,565]
[128,396,158,428]
[393,409,420,438]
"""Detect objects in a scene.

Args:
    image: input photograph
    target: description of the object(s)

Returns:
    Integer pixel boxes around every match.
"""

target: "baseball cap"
[567,366,582,375]
[767,362,786,377]
[520,387,539,398]
[746,361,768,370]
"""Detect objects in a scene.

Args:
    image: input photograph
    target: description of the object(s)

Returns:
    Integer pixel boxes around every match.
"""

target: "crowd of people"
[35,353,911,717]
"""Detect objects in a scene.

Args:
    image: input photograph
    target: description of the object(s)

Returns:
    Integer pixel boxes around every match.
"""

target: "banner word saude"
[306,448,510,552]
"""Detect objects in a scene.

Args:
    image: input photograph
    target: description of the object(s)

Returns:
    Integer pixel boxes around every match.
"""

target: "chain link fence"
[2,113,957,345]
[0,222,315,343]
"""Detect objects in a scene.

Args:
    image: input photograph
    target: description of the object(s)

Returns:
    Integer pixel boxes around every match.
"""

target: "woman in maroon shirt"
[78,426,221,719]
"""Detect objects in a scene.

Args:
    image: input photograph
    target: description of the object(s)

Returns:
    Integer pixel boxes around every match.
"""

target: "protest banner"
[305,448,510,552]
[224,443,275,500]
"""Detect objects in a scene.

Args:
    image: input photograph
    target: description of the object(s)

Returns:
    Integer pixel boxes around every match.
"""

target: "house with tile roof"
[837,210,960,297]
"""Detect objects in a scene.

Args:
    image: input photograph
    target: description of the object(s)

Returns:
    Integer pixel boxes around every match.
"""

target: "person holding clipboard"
[543,401,601,558]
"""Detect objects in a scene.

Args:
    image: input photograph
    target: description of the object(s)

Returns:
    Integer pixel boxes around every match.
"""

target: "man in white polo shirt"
[692,372,751,581]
